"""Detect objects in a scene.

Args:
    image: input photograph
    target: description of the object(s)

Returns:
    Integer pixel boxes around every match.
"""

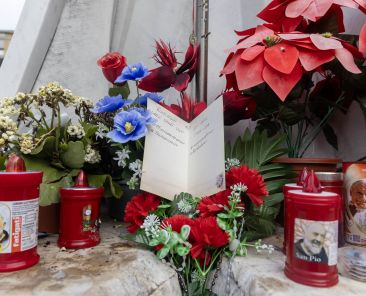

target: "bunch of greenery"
[0,82,121,206]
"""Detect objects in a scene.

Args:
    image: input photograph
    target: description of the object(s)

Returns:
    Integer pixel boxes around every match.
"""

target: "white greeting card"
[140,97,225,200]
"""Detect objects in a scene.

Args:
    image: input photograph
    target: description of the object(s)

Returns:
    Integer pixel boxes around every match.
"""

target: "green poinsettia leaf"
[60,141,85,169]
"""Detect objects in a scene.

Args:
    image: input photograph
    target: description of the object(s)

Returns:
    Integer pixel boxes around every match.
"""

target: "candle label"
[294,218,338,266]
[343,163,366,245]
[82,204,93,232]
[0,198,38,254]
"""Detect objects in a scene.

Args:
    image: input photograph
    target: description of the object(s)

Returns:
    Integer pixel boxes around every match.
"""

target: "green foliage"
[60,141,86,169]
[226,129,295,240]
[87,174,122,198]
[109,83,130,98]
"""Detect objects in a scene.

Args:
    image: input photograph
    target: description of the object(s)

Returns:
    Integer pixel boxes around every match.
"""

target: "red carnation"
[160,93,206,123]
[198,189,231,218]
[97,52,127,84]
[226,165,268,207]
[190,217,229,266]
[124,192,161,233]
[162,215,195,233]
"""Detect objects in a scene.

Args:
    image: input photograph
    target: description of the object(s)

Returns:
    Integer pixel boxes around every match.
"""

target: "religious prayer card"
[140,97,225,200]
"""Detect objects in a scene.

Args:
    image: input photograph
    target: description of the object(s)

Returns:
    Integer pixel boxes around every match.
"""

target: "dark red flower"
[97,52,127,84]
[198,189,231,218]
[124,192,161,233]
[161,215,195,233]
[226,165,268,206]
[160,93,206,123]
[190,217,229,266]
[222,26,361,101]
[257,0,366,33]
[223,91,257,125]
[139,40,199,92]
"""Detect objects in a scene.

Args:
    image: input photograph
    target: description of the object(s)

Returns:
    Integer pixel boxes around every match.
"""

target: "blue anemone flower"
[91,95,132,113]
[134,93,164,106]
[115,62,150,84]
[133,108,157,125]
[107,109,152,143]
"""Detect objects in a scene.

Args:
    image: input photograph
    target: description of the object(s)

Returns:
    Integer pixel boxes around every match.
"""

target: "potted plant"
[0,82,121,233]
[221,0,366,173]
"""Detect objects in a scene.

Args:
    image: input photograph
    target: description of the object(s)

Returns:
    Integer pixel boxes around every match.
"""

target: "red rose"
[97,52,127,83]
[226,165,268,207]
[124,192,161,233]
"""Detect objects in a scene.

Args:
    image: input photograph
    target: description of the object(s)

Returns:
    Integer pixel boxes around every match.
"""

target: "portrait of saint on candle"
[0,204,10,249]
[294,219,336,265]
[348,179,366,232]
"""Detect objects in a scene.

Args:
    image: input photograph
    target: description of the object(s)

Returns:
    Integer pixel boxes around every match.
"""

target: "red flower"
[190,217,229,265]
[257,0,366,32]
[198,189,231,218]
[223,91,257,125]
[226,165,268,206]
[161,215,195,233]
[160,93,206,123]
[222,25,361,101]
[97,52,127,84]
[139,40,199,92]
[124,192,161,233]
[360,22,366,54]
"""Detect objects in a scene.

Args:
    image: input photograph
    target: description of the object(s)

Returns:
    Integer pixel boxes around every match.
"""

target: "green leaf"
[39,174,73,206]
[175,245,189,256]
[109,83,130,98]
[60,141,85,169]
[158,204,171,209]
[0,154,6,170]
[87,174,122,198]
[148,239,160,247]
[23,156,68,183]
[217,217,230,231]
[322,124,338,151]
[157,246,170,259]
[263,193,284,207]
[31,136,56,157]
[217,213,230,219]
[180,225,190,240]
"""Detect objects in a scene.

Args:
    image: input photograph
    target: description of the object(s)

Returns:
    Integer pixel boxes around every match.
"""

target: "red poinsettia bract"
[222,25,362,101]
[124,192,161,233]
[223,90,257,125]
[139,40,199,92]
[160,93,207,123]
[190,217,229,266]
[257,0,366,32]
[198,189,231,218]
[162,215,195,233]
[226,165,268,206]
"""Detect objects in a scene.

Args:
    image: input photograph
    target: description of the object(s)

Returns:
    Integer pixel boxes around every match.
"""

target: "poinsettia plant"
[0,82,121,205]
[124,164,274,296]
[222,0,366,157]
[93,39,205,189]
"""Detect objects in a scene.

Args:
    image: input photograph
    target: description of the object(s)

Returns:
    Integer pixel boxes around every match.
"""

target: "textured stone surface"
[212,234,366,296]
[0,221,181,296]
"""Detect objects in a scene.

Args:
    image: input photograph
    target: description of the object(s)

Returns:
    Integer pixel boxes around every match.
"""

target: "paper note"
[140,97,225,200]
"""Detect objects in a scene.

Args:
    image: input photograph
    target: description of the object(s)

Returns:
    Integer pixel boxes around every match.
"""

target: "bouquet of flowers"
[93,39,205,189]
[0,82,121,205]
[222,0,366,157]
[124,163,274,296]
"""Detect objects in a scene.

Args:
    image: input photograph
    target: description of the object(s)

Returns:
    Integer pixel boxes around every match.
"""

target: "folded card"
[140,97,225,200]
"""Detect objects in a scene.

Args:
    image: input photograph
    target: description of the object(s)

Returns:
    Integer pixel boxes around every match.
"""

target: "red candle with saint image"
[0,154,43,272]
[284,170,341,287]
[58,170,104,249]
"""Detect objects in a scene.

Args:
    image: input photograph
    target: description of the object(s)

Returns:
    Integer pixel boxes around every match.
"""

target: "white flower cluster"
[84,145,101,164]
[37,82,76,107]
[0,97,18,116]
[129,159,142,178]
[67,124,85,139]
[127,176,139,190]
[74,96,93,108]
[95,123,110,140]
[141,214,160,238]
[225,158,240,171]
[255,240,275,255]
[113,147,130,168]
[0,116,18,147]
[177,198,193,214]
[19,134,34,154]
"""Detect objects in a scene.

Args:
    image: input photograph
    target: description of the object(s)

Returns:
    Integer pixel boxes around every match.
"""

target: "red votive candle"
[0,154,43,272]
[284,170,341,287]
[58,170,104,249]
